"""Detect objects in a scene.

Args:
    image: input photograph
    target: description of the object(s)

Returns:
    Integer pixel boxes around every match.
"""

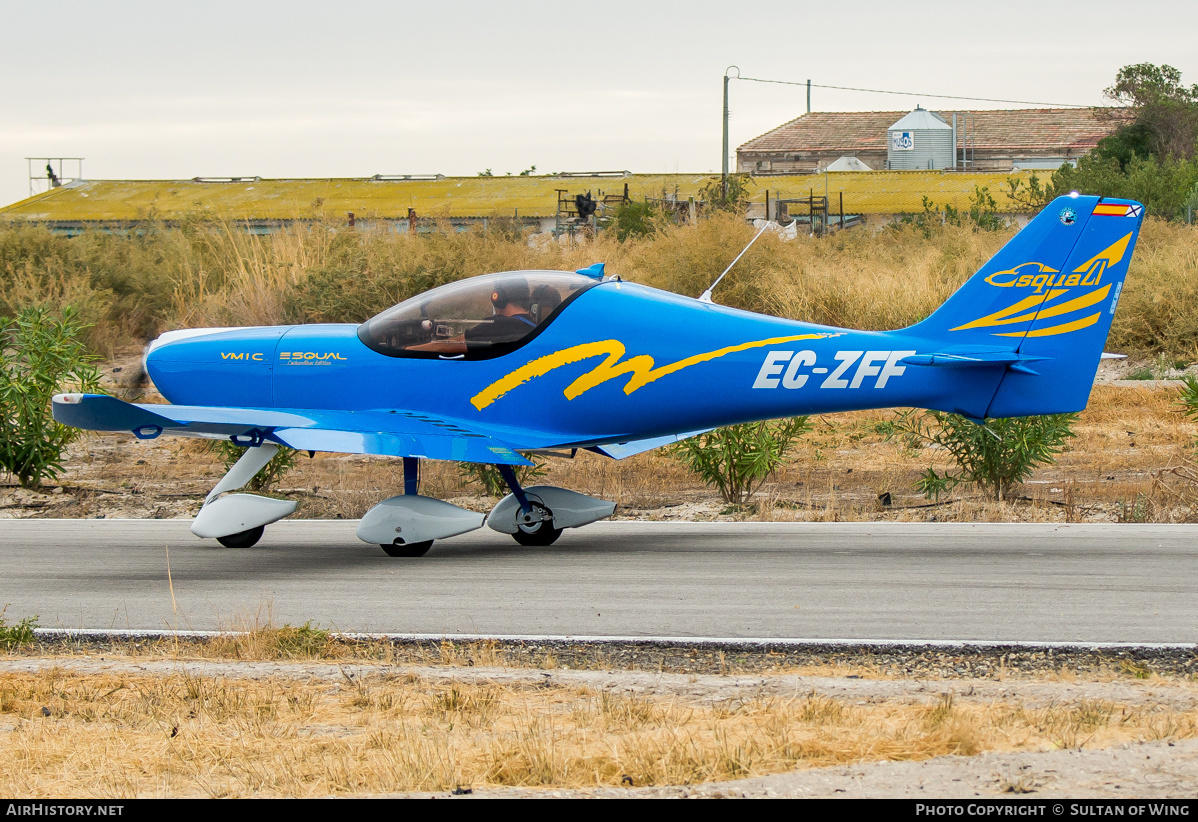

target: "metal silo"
[886,107,954,170]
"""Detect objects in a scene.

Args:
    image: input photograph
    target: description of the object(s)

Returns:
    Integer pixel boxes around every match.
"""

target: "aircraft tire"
[513,523,562,546]
[381,540,434,557]
[216,525,265,548]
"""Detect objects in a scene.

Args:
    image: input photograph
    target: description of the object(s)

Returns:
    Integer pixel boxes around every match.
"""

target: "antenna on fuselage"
[698,220,790,304]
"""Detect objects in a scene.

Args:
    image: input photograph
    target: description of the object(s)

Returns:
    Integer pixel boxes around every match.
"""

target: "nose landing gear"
[217,525,266,548]
[193,443,297,547]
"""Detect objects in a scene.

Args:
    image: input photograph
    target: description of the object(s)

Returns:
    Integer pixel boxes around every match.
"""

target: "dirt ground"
[5,354,1198,525]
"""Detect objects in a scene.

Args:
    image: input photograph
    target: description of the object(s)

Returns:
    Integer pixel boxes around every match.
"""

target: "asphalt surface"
[0,520,1195,643]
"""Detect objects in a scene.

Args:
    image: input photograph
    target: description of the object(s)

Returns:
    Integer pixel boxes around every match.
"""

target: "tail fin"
[909,194,1144,417]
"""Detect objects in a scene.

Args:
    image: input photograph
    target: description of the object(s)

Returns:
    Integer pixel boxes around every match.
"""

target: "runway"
[0,520,1195,643]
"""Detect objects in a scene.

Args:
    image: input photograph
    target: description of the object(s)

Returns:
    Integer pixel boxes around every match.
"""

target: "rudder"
[986,197,1143,416]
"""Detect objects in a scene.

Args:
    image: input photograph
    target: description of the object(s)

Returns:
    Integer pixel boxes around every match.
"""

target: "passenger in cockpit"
[531,284,562,323]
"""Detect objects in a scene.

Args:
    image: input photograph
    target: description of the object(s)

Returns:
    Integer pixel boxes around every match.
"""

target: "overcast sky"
[2,0,1195,206]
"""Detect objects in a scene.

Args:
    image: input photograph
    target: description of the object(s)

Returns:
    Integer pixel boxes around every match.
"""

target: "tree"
[699,173,753,213]
[1100,64,1198,161]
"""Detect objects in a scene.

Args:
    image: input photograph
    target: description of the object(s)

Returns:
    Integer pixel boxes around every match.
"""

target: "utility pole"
[723,66,738,199]
[807,79,811,113]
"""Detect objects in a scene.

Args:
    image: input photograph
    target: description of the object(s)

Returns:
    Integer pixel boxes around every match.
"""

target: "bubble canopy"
[356,271,599,359]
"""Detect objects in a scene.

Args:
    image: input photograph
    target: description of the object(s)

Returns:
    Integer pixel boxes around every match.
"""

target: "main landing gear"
[355,458,616,557]
[380,540,433,557]
[194,448,615,557]
[485,465,615,548]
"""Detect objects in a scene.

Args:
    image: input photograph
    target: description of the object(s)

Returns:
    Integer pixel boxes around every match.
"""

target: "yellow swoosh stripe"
[1072,232,1131,272]
[994,313,1100,338]
[951,289,1066,331]
[470,333,836,410]
[1030,284,1110,321]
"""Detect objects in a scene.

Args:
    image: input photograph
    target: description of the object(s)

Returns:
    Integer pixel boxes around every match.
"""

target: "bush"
[1178,374,1198,423]
[271,621,331,659]
[0,307,101,489]
[907,186,1005,238]
[208,441,300,493]
[613,200,662,242]
[459,457,546,498]
[698,173,753,213]
[887,411,1077,501]
[672,417,811,505]
[1051,153,1198,220]
[0,607,38,650]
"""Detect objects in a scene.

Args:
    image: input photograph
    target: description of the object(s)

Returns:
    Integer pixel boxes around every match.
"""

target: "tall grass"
[1,214,1196,356]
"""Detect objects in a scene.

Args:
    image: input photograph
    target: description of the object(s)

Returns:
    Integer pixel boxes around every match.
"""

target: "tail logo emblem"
[1059,207,1077,225]
[958,233,1132,337]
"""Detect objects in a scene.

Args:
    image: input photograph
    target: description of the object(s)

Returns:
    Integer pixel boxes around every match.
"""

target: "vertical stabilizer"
[907,194,1143,417]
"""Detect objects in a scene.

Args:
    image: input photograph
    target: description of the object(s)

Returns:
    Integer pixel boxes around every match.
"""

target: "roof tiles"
[739,108,1119,155]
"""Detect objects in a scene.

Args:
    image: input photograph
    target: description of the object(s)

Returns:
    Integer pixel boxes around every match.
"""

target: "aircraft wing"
[587,429,713,460]
[52,393,533,466]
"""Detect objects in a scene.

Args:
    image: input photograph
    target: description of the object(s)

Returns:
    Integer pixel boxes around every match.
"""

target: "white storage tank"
[887,106,954,170]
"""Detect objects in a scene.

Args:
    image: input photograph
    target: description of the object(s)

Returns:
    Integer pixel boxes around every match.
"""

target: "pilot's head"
[490,279,531,314]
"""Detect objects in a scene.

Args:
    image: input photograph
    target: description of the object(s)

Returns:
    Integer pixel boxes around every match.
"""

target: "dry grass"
[1,666,1194,797]
[3,212,1196,355]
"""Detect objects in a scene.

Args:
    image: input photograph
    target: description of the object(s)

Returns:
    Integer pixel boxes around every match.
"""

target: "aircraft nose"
[144,327,238,375]
[143,326,291,406]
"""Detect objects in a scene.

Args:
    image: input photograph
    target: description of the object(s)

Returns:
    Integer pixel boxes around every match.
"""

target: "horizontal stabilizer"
[900,351,1051,369]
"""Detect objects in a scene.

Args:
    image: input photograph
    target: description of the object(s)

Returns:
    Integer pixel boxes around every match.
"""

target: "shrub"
[672,417,811,505]
[613,200,661,242]
[459,457,546,498]
[887,410,1077,501]
[0,607,38,650]
[271,621,331,659]
[698,173,753,213]
[0,306,101,489]
[1178,374,1198,425]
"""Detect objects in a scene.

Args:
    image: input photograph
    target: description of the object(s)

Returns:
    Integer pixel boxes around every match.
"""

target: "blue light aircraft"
[54,194,1143,555]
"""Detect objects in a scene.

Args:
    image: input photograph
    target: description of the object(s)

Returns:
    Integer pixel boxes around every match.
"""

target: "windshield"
[357,271,599,359]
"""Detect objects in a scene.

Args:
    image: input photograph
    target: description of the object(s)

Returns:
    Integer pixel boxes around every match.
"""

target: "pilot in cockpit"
[466,278,535,343]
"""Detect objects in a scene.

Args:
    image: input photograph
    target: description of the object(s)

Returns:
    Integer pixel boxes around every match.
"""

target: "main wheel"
[512,504,562,546]
[217,525,265,548]
[381,540,433,557]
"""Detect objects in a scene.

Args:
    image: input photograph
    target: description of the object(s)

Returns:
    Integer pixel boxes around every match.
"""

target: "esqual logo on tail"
[904,193,1143,417]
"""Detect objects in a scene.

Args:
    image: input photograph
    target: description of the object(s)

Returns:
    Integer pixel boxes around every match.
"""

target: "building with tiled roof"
[737,108,1119,174]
